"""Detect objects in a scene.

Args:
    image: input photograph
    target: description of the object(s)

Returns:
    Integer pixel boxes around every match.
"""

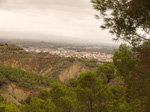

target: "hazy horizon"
[0,0,119,45]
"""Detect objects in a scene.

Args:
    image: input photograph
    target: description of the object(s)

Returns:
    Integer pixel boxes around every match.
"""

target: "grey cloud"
[0,0,6,2]
[0,0,91,10]
[0,0,115,44]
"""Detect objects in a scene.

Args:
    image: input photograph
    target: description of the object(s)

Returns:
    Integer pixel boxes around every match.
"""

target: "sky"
[0,0,118,45]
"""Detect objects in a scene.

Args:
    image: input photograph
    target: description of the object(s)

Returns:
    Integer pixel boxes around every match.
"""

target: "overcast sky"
[0,0,117,44]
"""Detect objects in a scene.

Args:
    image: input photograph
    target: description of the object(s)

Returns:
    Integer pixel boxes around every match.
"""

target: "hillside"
[0,64,58,104]
[0,43,129,112]
[0,43,98,82]
[0,43,99,105]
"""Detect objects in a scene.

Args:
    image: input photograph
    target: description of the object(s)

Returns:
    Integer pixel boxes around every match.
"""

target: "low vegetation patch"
[7,47,23,50]
[0,65,57,89]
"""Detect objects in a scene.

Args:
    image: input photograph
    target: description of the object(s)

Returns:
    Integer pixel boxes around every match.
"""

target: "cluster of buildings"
[24,47,113,62]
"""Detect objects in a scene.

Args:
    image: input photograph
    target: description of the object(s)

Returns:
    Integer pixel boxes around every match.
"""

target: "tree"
[113,44,138,77]
[113,44,138,99]
[67,78,78,88]
[38,89,50,101]
[91,0,150,46]
[76,71,104,112]
[96,62,115,83]
[59,96,74,112]
[113,44,150,111]
[49,82,67,104]
[5,104,20,112]
[23,97,45,112]
[44,99,56,112]
[49,82,76,112]
[91,1,150,110]
[0,103,20,112]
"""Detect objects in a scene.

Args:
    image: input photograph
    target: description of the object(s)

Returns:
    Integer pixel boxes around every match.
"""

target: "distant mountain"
[0,31,120,46]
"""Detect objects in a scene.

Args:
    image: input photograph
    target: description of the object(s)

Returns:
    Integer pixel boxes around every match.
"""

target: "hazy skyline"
[0,0,118,44]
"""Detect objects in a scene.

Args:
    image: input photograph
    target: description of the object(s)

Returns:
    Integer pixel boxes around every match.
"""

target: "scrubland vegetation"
[0,65,56,89]
[1,42,150,112]
[1,0,150,111]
